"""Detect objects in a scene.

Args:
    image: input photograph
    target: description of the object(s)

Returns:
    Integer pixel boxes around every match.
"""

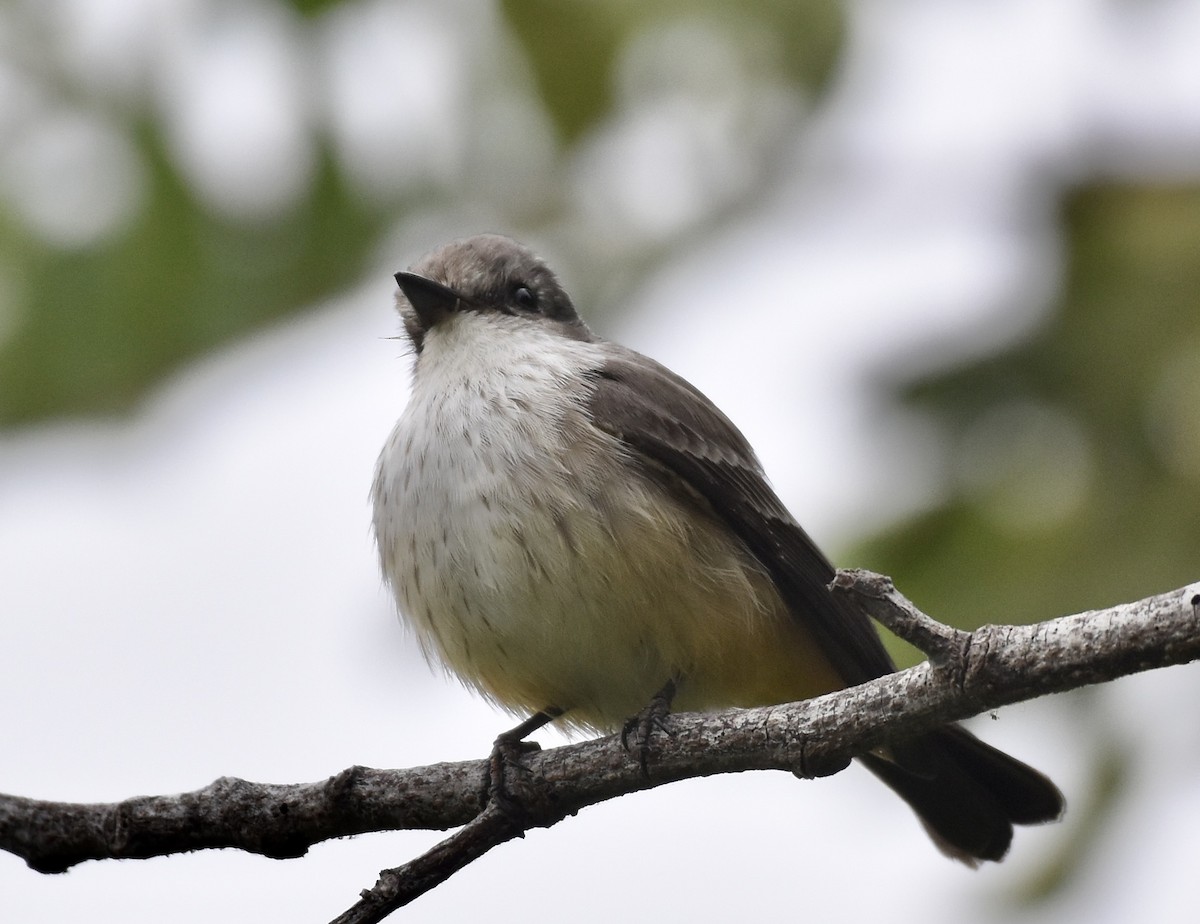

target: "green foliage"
[857,184,1200,639]
[0,124,383,424]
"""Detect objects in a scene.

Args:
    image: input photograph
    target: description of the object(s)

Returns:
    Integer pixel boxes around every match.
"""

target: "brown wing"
[586,347,895,687]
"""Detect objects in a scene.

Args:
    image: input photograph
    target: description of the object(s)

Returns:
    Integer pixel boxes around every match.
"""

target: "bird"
[371,233,1063,864]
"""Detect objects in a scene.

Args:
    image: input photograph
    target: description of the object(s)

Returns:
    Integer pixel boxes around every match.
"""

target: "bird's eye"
[512,286,538,312]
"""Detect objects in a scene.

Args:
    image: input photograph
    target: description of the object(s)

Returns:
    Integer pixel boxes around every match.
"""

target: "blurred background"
[2,0,1199,920]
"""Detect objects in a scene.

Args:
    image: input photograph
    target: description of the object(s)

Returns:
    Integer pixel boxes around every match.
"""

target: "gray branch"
[2,573,1199,924]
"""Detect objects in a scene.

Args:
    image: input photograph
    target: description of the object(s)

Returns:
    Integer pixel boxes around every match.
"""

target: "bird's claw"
[621,679,678,777]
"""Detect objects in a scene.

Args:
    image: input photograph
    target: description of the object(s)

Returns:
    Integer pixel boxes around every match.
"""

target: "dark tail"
[860,724,1064,865]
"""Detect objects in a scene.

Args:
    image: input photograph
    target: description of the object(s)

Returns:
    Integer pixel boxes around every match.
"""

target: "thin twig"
[830,569,970,664]
[330,805,522,924]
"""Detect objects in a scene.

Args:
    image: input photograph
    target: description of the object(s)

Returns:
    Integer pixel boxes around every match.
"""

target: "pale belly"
[373,407,843,732]
[372,322,843,731]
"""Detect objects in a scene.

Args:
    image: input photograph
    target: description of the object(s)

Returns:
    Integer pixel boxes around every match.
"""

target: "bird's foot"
[483,708,562,820]
[621,678,678,777]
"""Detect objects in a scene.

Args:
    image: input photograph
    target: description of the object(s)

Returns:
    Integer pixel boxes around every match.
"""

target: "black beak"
[394,272,463,330]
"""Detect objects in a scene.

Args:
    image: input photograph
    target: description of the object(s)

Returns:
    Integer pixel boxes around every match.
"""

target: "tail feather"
[861,725,1064,865]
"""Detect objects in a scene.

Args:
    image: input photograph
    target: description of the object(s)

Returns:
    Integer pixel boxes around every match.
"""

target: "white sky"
[3,0,1200,921]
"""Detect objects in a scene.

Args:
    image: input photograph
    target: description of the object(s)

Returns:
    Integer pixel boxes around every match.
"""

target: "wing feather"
[586,348,895,687]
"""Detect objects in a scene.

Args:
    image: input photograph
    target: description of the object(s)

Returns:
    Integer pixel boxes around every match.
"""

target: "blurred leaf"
[284,0,345,16]
[501,0,843,142]
[760,0,846,91]
[499,0,627,143]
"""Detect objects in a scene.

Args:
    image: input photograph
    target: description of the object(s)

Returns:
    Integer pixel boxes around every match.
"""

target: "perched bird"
[372,234,1063,863]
